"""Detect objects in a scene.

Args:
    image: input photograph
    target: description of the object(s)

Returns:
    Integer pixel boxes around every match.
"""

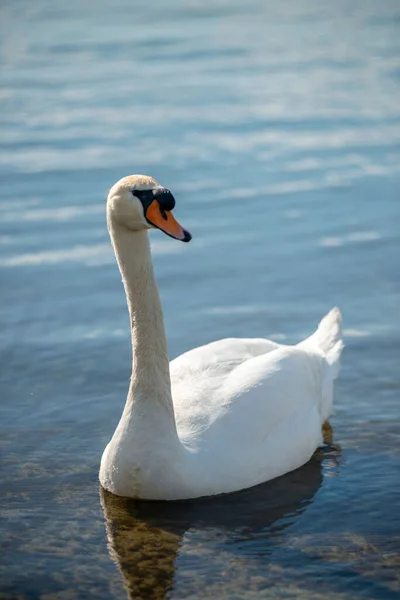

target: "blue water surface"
[1,1,399,598]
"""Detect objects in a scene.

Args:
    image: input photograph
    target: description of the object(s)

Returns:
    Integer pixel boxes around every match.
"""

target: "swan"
[100,174,343,500]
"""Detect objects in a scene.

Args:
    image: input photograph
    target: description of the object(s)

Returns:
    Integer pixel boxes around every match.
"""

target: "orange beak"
[145,200,191,242]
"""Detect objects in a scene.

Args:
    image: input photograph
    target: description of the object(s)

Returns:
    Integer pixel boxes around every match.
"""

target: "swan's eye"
[131,189,149,201]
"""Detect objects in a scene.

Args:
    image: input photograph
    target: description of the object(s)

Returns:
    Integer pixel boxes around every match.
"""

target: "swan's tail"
[314,306,343,355]
[298,307,344,421]
[299,307,343,358]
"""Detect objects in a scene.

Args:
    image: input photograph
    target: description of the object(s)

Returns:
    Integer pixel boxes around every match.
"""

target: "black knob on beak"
[152,187,176,212]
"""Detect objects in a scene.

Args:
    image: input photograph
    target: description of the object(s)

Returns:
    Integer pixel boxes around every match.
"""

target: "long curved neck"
[108,218,176,427]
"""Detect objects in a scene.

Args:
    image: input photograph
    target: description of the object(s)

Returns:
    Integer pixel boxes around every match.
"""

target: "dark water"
[1,1,399,598]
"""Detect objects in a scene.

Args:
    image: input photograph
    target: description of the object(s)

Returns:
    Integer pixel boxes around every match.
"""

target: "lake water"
[1,1,399,598]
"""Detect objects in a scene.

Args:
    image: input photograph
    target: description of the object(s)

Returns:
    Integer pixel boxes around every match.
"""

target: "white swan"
[100,174,343,500]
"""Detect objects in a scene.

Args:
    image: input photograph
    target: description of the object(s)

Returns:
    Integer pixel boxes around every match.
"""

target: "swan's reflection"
[101,438,340,600]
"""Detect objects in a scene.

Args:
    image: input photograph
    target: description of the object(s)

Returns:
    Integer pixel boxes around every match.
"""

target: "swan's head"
[107,174,191,242]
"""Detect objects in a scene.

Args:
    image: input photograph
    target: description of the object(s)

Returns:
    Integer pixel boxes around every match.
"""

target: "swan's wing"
[171,344,329,493]
[170,337,281,440]
[170,338,325,443]
[208,346,325,446]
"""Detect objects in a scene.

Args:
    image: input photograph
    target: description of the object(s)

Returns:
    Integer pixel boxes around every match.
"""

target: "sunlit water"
[1,1,399,598]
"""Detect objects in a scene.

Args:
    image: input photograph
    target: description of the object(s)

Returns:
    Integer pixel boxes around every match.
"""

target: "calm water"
[1,1,399,598]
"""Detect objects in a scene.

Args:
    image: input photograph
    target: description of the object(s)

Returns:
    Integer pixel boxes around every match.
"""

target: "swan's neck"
[108,220,176,429]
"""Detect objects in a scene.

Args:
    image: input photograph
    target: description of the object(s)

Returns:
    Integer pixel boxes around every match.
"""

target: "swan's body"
[100,175,343,500]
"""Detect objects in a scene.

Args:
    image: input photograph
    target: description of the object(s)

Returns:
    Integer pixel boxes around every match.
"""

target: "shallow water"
[1,0,399,598]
